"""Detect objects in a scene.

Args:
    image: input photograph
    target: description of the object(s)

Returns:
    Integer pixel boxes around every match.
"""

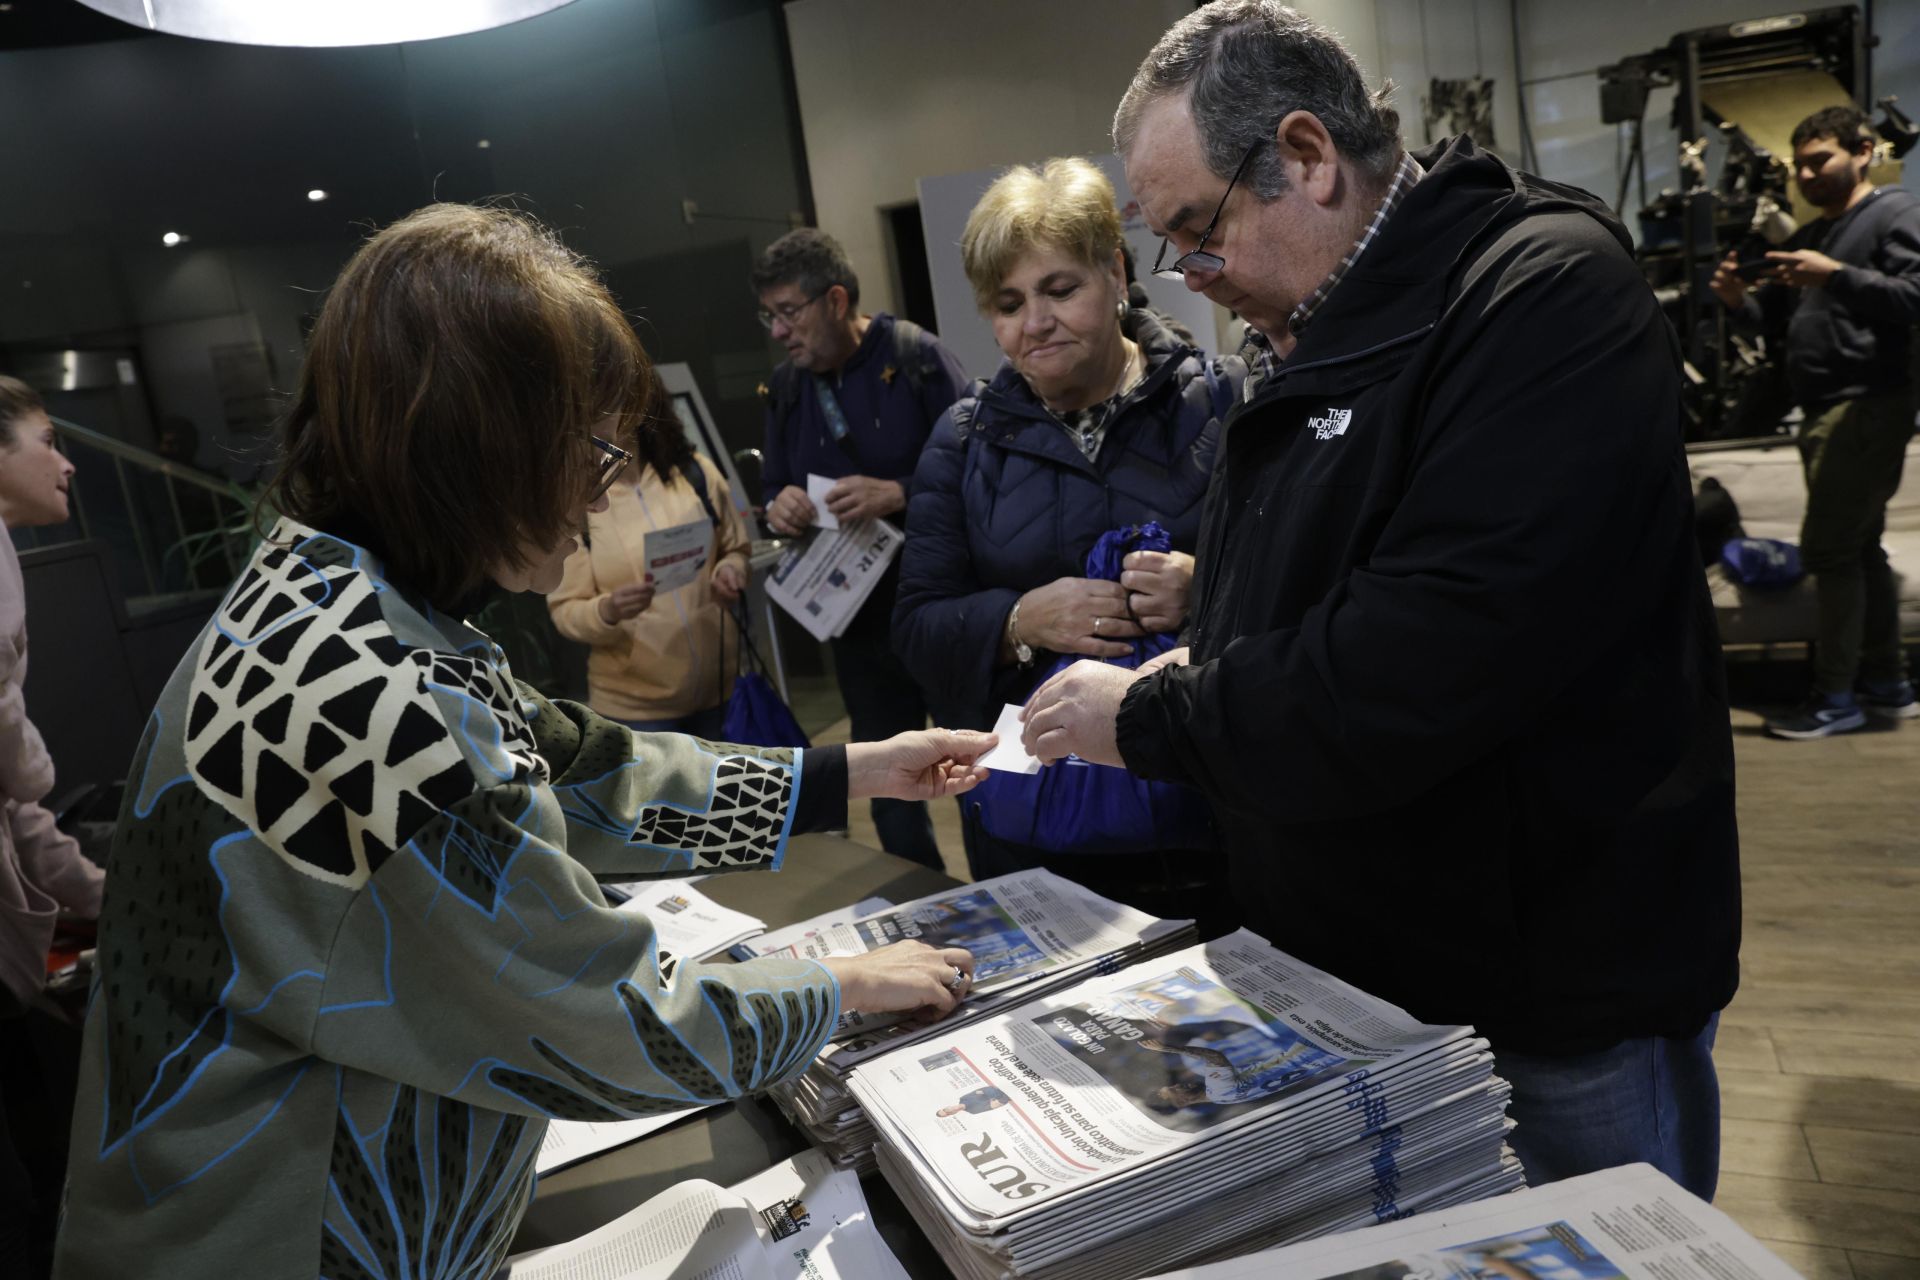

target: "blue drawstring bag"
[1719,537,1804,589]
[720,602,810,748]
[971,522,1212,854]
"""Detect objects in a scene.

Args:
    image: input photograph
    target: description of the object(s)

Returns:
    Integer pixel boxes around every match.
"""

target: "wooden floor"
[1713,704,1920,1279]
[811,693,1920,1276]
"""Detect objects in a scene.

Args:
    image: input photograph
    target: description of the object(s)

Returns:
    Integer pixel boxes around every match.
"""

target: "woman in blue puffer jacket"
[893,158,1243,926]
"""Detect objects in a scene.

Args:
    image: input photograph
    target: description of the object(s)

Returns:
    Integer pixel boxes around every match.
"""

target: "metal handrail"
[42,415,261,597]
[49,416,253,501]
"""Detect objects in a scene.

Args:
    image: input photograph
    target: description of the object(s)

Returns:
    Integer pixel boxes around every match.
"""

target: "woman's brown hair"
[261,203,652,605]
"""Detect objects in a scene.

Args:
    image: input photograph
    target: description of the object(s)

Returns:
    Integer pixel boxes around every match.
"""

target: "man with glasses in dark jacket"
[1021,0,1739,1200]
[752,229,970,868]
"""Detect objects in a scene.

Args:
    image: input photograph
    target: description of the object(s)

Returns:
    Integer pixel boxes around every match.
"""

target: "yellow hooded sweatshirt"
[548,453,751,723]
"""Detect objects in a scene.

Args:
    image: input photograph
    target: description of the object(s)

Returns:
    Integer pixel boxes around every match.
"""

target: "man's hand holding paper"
[978,704,1042,774]
[807,472,904,528]
[766,483,819,536]
[1020,659,1146,767]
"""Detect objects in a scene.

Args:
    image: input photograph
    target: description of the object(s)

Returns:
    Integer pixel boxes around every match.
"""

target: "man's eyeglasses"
[588,434,634,500]
[1151,137,1268,280]
[756,289,829,331]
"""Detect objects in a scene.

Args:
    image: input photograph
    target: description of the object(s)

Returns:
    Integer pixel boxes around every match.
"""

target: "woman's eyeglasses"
[589,435,634,500]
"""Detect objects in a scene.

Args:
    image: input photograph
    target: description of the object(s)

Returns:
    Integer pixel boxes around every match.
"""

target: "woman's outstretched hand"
[846,728,997,802]
[821,941,976,1015]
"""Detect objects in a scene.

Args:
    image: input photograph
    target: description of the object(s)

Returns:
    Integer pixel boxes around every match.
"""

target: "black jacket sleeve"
[1118,220,1692,824]
[1826,203,1920,323]
[892,404,1019,715]
[795,745,847,832]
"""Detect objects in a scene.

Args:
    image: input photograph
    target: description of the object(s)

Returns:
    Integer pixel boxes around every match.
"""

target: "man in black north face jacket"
[1023,0,1739,1201]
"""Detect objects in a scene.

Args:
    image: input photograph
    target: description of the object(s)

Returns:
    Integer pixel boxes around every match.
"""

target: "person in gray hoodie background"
[1712,105,1920,739]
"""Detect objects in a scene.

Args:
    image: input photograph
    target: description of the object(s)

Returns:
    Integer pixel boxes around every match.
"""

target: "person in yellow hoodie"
[550,376,751,736]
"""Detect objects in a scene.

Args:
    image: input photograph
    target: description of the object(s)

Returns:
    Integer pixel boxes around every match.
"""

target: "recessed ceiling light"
[162,231,188,248]
[476,139,491,149]
[307,189,329,202]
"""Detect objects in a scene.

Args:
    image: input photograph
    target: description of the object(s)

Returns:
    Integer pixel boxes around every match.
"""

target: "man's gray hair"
[750,227,861,306]
[1113,0,1401,199]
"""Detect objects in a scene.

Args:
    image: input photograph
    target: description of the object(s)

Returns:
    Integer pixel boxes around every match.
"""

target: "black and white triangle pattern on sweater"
[629,755,792,869]
[184,532,540,889]
[412,649,543,787]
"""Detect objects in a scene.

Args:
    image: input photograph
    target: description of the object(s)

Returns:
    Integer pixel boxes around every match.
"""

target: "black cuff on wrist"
[796,744,850,832]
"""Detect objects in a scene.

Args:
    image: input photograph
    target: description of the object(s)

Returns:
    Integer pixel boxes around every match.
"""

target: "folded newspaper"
[600,878,767,960]
[734,870,1197,1171]
[505,1148,908,1279]
[851,928,1525,1280]
[765,518,901,642]
[1142,1162,1801,1280]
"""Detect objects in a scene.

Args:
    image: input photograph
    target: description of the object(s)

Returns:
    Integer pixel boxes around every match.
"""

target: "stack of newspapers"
[735,870,1196,1170]
[850,929,1527,1280]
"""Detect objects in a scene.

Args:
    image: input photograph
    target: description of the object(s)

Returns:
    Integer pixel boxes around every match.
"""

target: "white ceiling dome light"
[73,0,580,48]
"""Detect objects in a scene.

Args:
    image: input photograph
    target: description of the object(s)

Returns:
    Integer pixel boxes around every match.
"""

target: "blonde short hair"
[961,158,1124,311]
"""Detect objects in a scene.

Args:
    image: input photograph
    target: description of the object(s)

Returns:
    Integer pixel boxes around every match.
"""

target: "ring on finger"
[947,965,967,992]
[1093,616,1103,635]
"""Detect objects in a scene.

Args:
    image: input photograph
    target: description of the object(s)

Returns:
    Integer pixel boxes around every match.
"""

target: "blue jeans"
[619,705,727,738]
[1495,1013,1721,1201]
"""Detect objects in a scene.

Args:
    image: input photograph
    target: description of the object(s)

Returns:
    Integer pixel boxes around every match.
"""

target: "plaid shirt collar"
[1289,151,1424,338]
[1243,151,1424,383]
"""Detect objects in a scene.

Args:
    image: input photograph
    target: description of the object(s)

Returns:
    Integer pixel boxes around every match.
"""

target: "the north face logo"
[1309,408,1352,440]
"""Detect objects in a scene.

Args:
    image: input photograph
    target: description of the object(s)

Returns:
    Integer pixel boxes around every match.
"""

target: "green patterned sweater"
[54,519,841,1279]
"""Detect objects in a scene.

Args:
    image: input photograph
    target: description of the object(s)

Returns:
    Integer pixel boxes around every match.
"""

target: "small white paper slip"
[643,517,711,593]
[977,703,1042,774]
[806,472,841,529]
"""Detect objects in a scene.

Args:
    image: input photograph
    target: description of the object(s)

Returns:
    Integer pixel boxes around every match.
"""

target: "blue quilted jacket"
[893,310,1242,725]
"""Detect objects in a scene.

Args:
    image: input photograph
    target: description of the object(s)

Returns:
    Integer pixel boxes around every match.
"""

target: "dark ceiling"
[0,0,153,49]
[0,0,791,255]
[1,9,454,251]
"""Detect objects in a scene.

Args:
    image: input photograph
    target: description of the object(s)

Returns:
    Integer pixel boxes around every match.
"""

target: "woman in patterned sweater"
[53,205,994,1280]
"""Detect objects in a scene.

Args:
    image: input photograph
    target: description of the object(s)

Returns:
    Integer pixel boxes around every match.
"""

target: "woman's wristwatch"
[1006,599,1034,668]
